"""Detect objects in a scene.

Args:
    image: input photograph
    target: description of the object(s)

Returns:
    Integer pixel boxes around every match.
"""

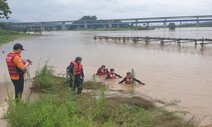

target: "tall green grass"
[33,64,55,89]
[6,92,197,127]
[32,64,67,93]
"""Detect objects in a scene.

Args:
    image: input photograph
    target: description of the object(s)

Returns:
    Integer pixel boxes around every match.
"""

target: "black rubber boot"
[77,88,82,94]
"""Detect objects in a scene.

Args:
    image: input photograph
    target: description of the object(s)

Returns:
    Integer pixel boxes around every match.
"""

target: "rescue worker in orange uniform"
[6,43,31,100]
[67,57,84,94]
[119,72,145,85]
[96,65,109,76]
[106,68,122,79]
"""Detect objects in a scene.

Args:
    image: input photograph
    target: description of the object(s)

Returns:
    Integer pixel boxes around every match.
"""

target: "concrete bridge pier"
[196,18,199,27]
[135,19,138,27]
[30,26,34,32]
[163,18,167,28]
[117,24,120,29]
[53,26,57,31]
[77,25,80,30]
[146,22,149,28]
[61,22,67,31]
[196,21,199,27]
[84,21,88,28]
[29,26,33,31]
[163,22,167,28]
[103,24,106,28]
[41,26,45,31]
[109,21,112,28]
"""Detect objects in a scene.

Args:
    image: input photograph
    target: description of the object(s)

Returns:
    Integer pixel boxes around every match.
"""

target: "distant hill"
[0,18,21,23]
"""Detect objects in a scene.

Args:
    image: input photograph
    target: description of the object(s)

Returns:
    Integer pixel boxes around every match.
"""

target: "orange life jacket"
[109,72,116,79]
[98,67,108,76]
[125,76,133,84]
[6,53,25,77]
[72,61,82,75]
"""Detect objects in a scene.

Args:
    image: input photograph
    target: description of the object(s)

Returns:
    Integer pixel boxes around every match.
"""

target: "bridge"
[11,15,212,31]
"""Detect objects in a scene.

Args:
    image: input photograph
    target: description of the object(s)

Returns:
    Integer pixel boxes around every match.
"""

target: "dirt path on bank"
[0,81,38,127]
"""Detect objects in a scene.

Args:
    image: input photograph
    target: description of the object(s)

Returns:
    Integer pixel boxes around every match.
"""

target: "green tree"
[0,22,9,29]
[0,0,11,19]
[79,15,97,21]
[168,23,176,30]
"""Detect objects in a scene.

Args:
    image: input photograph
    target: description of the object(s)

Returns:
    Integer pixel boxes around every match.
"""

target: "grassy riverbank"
[4,65,198,127]
[0,29,28,44]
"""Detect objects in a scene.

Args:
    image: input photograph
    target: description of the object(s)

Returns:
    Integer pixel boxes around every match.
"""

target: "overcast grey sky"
[7,0,212,22]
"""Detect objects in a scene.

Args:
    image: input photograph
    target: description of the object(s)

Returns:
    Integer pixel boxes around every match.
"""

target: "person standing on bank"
[6,43,32,100]
[67,57,84,94]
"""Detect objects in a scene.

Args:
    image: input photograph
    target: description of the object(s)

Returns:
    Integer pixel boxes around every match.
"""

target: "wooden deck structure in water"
[94,35,212,48]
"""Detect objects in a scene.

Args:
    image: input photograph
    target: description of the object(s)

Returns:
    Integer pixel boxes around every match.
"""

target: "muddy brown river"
[1,27,212,126]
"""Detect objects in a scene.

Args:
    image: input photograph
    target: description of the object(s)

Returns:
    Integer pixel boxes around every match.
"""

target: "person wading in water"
[119,72,145,85]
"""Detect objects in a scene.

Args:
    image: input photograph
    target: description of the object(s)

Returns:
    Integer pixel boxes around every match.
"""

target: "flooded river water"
[1,27,212,126]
